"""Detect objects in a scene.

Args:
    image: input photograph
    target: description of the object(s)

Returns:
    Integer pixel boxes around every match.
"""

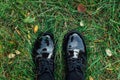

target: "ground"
[0,0,120,80]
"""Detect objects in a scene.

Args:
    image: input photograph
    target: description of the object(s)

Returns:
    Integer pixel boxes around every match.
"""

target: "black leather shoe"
[32,32,55,80]
[63,31,87,80]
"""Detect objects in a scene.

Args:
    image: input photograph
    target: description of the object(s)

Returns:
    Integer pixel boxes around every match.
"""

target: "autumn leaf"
[105,48,112,57]
[80,20,84,26]
[8,53,15,59]
[77,4,86,13]
[28,34,31,39]
[34,25,39,33]
[15,50,21,55]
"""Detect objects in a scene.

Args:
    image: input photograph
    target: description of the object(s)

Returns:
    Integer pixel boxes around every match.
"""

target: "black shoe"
[63,31,87,80]
[32,32,55,80]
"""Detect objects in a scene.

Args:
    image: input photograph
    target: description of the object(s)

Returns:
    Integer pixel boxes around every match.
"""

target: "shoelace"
[36,58,54,79]
[67,58,86,74]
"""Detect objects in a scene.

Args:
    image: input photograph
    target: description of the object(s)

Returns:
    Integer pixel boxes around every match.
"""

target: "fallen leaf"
[77,4,86,13]
[80,20,84,26]
[34,25,39,33]
[8,53,15,59]
[105,48,112,57]
[28,34,31,39]
[89,76,94,80]
[15,50,21,55]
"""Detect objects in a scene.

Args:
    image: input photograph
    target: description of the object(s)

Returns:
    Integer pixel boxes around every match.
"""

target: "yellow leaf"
[28,34,31,39]
[34,25,39,33]
[89,76,94,80]
[105,48,112,57]
[8,53,15,59]
[15,50,21,55]
[80,20,84,26]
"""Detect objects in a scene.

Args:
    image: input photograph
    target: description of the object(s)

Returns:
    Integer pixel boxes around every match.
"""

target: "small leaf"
[34,25,39,33]
[77,4,86,13]
[105,48,112,57]
[89,76,94,80]
[15,50,21,55]
[80,20,84,26]
[8,53,15,59]
[28,34,31,39]
[23,16,35,23]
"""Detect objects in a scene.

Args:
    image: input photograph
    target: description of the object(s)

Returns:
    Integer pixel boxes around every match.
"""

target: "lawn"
[0,0,120,80]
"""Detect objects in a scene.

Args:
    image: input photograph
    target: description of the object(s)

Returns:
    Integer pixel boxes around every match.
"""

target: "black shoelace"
[36,58,54,79]
[67,58,86,74]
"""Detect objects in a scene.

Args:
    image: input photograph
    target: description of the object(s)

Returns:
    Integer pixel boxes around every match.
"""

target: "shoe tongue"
[36,53,50,59]
[42,53,49,58]
[68,49,79,58]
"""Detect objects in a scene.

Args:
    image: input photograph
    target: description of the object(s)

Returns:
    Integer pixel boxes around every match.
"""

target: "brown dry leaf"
[105,48,112,57]
[89,76,94,80]
[15,50,21,55]
[8,53,15,59]
[77,4,86,13]
[34,25,39,33]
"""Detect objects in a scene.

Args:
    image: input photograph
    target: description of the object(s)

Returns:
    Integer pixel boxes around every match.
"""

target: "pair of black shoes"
[32,31,87,80]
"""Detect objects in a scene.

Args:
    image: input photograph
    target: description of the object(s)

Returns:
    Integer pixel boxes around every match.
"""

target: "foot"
[63,31,87,80]
[32,32,55,80]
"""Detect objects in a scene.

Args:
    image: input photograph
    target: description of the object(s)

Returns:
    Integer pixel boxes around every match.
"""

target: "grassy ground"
[0,0,120,80]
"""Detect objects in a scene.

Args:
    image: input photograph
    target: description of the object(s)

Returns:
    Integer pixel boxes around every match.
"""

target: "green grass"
[0,0,120,80]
